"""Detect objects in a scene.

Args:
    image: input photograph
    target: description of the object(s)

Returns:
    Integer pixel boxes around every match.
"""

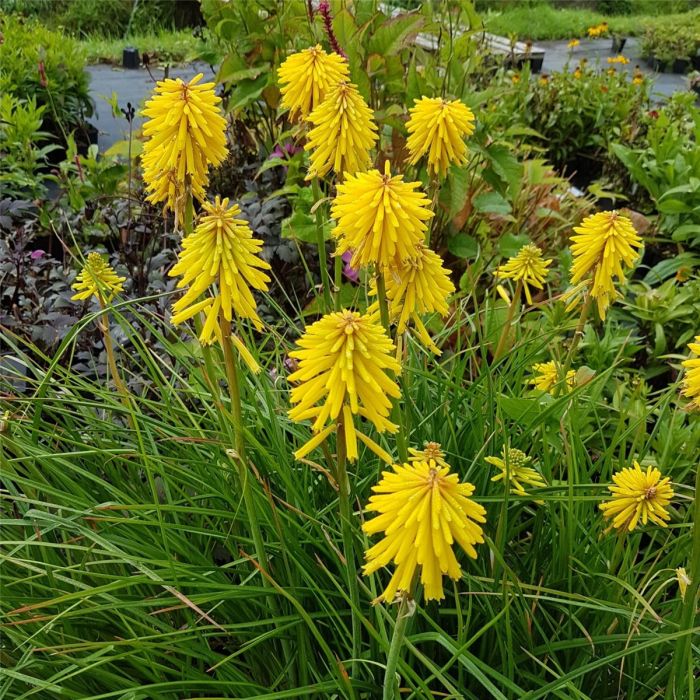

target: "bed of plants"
[1,2,699,699]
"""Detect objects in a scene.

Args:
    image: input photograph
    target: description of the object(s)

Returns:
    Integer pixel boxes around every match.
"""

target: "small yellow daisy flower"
[406,96,475,179]
[681,335,700,410]
[71,252,126,303]
[567,39,580,49]
[599,461,674,531]
[494,244,552,305]
[362,456,486,602]
[529,361,576,396]
[277,45,349,120]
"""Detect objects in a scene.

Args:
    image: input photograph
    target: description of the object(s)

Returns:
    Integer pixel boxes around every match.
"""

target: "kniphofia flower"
[362,456,486,602]
[71,252,125,303]
[494,244,552,305]
[141,74,228,222]
[408,441,449,468]
[681,335,700,410]
[529,361,576,395]
[600,461,674,531]
[382,243,455,354]
[277,45,349,120]
[288,310,401,462]
[406,96,475,179]
[169,196,271,345]
[676,567,690,601]
[331,162,433,269]
[304,81,377,179]
[486,447,547,497]
[567,211,642,320]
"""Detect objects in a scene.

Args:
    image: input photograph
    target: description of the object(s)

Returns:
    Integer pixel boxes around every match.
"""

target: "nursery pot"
[647,56,667,73]
[672,58,690,74]
[611,36,626,53]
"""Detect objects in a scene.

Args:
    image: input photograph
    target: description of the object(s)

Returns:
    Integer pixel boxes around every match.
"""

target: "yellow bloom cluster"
[567,211,642,320]
[567,39,580,49]
[71,252,125,303]
[681,335,700,410]
[331,161,433,269]
[600,461,674,531]
[494,244,552,305]
[363,455,486,602]
[587,23,609,37]
[278,45,349,120]
[288,310,401,462]
[529,361,576,396]
[141,74,228,223]
[406,96,475,178]
[305,81,378,180]
[487,447,547,498]
[607,55,630,65]
[382,243,455,354]
[169,196,271,345]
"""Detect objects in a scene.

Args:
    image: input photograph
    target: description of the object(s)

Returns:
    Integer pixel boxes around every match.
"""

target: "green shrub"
[640,14,700,63]
[0,15,93,144]
[0,95,58,198]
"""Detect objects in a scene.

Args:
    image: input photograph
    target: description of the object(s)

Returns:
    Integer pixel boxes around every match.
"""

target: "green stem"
[334,253,343,311]
[493,280,522,361]
[219,313,270,578]
[311,177,332,312]
[336,417,361,678]
[183,187,194,235]
[562,294,592,375]
[382,590,413,700]
[666,459,700,699]
[376,271,408,462]
[376,270,391,333]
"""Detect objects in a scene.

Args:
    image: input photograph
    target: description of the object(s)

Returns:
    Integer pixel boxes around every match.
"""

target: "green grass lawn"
[483,5,698,40]
[81,29,212,65]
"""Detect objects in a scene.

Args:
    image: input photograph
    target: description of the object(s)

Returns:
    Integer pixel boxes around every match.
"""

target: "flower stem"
[336,416,361,677]
[376,271,408,462]
[219,313,270,578]
[666,459,700,699]
[311,177,333,312]
[382,590,413,700]
[493,280,522,361]
[334,253,343,311]
[98,298,130,403]
[562,294,592,374]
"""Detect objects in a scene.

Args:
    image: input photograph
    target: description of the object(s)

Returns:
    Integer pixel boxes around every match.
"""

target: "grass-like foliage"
[1,281,697,697]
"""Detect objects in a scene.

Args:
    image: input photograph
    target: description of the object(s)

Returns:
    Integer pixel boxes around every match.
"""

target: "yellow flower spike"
[304,81,378,180]
[141,73,228,222]
[71,252,126,303]
[408,442,449,468]
[288,310,401,462]
[406,96,475,179]
[676,567,691,601]
[494,244,552,305]
[385,243,455,337]
[332,162,433,269]
[486,447,547,498]
[362,457,486,602]
[569,210,642,320]
[529,361,576,396]
[681,335,700,410]
[599,460,674,532]
[277,45,349,120]
[169,196,271,344]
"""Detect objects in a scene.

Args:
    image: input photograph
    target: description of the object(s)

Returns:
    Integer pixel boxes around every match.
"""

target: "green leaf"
[226,74,269,113]
[499,396,541,423]
[367,13,424,56]
[473,191,511,215]
[448,233,479,259]
[485,144,522,194]
[498,233,530,258]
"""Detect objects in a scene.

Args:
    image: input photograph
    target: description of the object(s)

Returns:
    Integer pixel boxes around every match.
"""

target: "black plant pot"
[647,56,667,73]
[692,84,700,97]
[611,36,626,53]
[672,58,690,74]
[693,55,700,70]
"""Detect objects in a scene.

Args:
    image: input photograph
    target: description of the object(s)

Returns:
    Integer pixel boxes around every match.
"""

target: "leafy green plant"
[612,94,700,246]
[0,15,93,146]
[0,95,58,198]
